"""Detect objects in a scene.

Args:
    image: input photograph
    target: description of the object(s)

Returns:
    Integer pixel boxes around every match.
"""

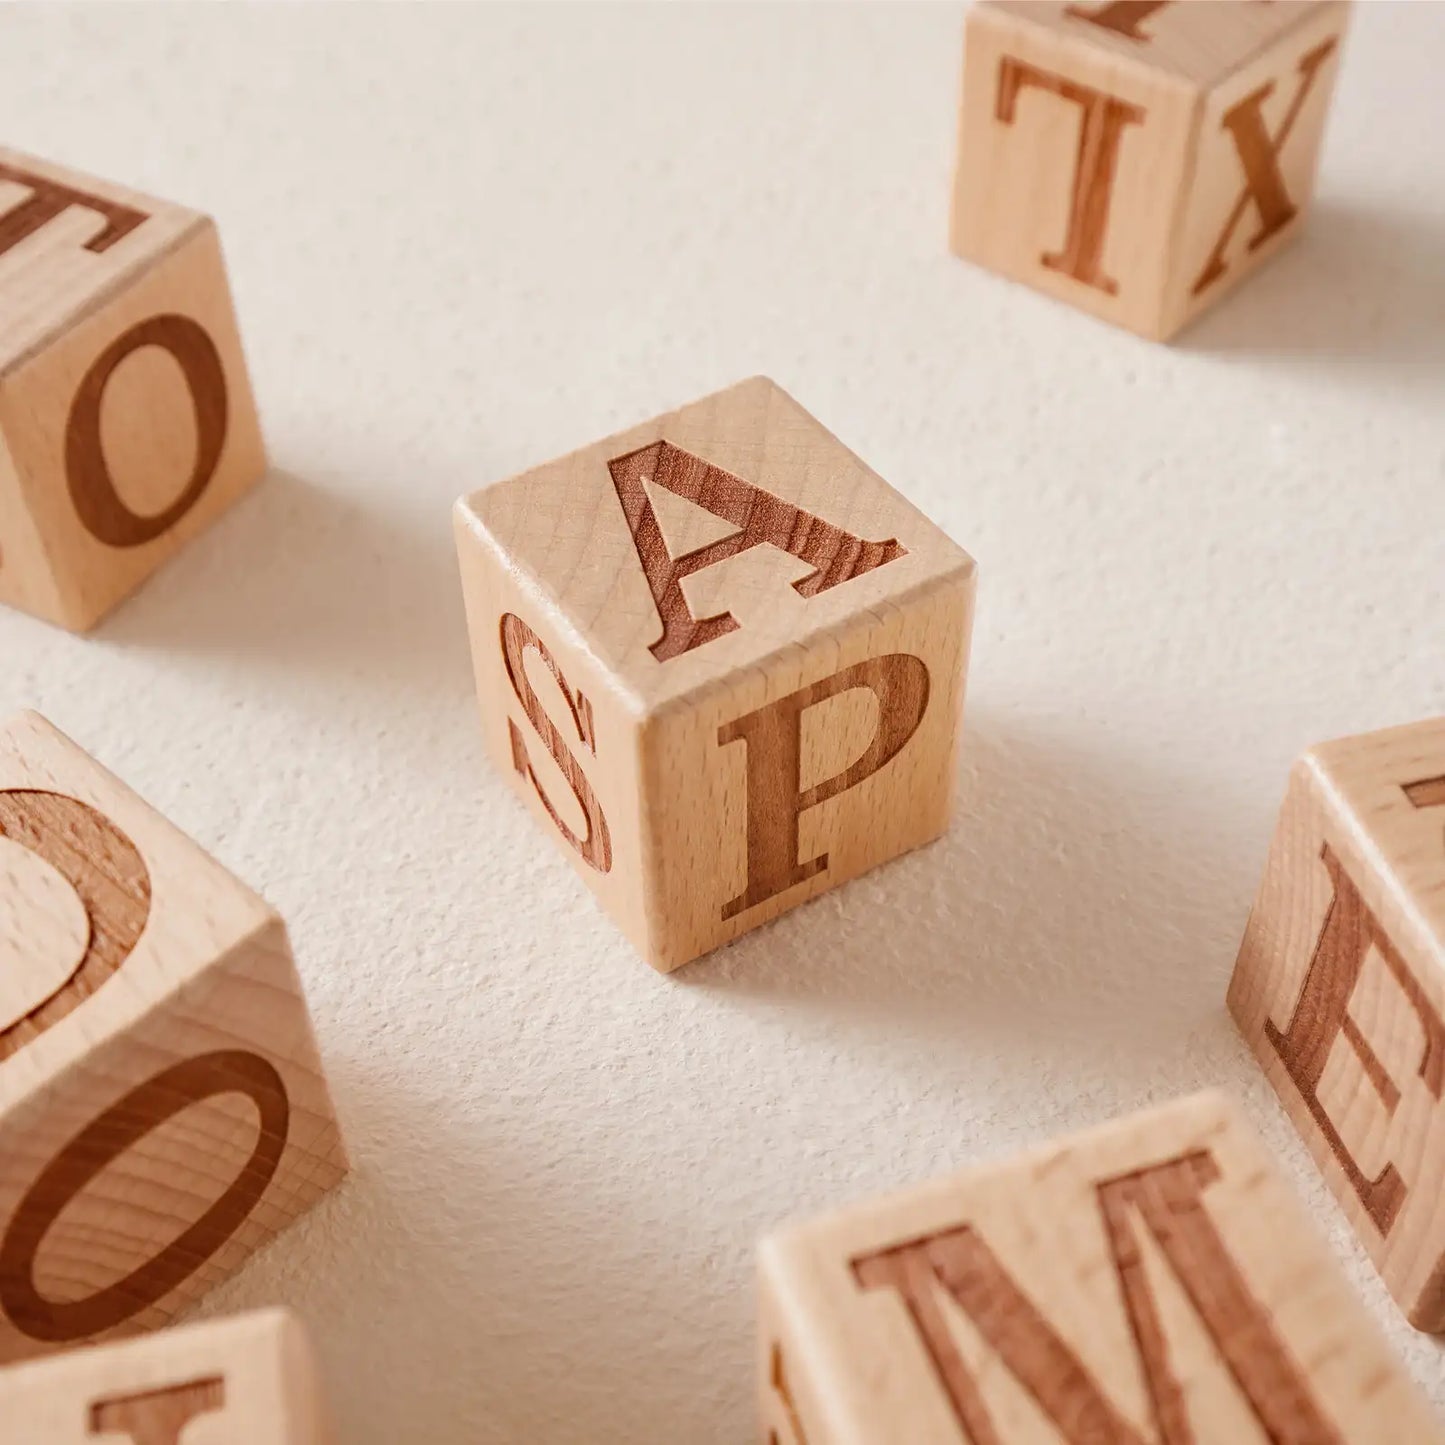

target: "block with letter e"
[0,148,265,630]
[0,1306,332,1443]
[0,711,346,1364]
[952,1,1350,339]
[453,377,976,972]
[1229,716,1445,1330]
[759,1091,1442,1444]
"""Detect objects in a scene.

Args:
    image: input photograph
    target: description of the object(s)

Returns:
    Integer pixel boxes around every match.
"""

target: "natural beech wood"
[951,1,1349,340]
[455,377,976,972]
[0,1307,332,1443]
[0,148,266,631]
[0,712,346,1365]
[1229,716,1445,1331]
[759,1091,1442,1444]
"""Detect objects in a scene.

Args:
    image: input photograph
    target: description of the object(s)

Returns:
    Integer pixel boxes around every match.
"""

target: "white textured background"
[1,3,1443,1440]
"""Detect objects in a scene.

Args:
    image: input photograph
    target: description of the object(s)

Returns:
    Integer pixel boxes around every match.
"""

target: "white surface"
[1,3,1443,1440]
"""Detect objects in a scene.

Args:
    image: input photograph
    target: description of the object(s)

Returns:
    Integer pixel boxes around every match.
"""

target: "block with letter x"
[952,1,1350,339]
[0,148,266,630]
[759,1091,1442,1444]
[0,1306,331,1444]
[0,712,346,1364]
[453,377,976,971]
[1230,715,1445,1330]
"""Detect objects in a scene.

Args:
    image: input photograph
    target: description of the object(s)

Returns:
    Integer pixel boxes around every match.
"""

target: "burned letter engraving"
[0,160,147,263]
[995,58,1145,297]
[1065,1,1171,41]
[500,612,611,873]
[608,441,906,663]
[89,1376,226,1445]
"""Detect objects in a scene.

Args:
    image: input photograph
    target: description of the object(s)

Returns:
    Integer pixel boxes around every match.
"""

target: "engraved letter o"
[0,1050,289,1342]
[64,314,228,548]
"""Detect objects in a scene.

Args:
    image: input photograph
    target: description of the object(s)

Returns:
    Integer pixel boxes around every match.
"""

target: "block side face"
[0,220,267,632]
[770,1091,1438,1442]
[638,565,974,970]
[952,5,1198,339]
[0,411,68,624]
[0,709,276,1109]
[1228,741,1445,1330]
[461,377,973,714]
[0,1304,319,1438]
[0,916,346,1364]
[1163,1,1349,335]
[982,2,1337,87]
[0,147,198,376]
[453,507,654,963]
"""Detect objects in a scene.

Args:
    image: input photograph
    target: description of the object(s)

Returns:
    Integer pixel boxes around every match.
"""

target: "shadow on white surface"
[1182,198,1445,392]
[94,469,474,708]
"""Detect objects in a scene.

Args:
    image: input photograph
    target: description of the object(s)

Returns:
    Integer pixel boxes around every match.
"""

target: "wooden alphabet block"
[759,1091,1442,1444]
[454,377,976,971]
[0,148,266,631]
[1229,716,1445,1330]
[0,1307,332,1443]
[0,712,346,1364]
[951,1,1350,339]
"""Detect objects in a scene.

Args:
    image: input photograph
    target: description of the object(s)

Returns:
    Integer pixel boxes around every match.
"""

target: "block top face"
[0,148,201,376]
[980,1,1341,89]
[764,1090,1440,1444]
[1307,714,1445,945]
[0,711,274,1104]
[457,377,975,713]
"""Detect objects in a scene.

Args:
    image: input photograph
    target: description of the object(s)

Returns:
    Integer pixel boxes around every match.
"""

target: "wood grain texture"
[0,148,266,632]
[758,1091,1442,1444]
[951,1,1349,340]
[0,712,347,1364]
[1229,715,1445,1330]
[455,377,975,971]
[0,1306,332,1442]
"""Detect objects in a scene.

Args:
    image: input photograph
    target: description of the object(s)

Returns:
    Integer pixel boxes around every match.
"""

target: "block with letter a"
[758,1091,1443,1444]
[1229,715,1445,1330]
[0,711,346,1364]
[453,377,976,971]
[0,148,266,630]
[951,1,1350,340]
[0,1307,332,1443]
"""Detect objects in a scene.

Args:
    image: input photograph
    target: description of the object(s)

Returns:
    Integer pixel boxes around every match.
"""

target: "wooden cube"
[0,712,346,1364]
[759,1091,1441,1444]
[951,1,1350,340]
[1229,716,1445,1330]
[0,1307,332,1443]
[0,148,266,631]
[454,377,976,972]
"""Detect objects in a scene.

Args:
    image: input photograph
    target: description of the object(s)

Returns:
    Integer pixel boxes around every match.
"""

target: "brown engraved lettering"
[0,160,147,262]
[1065,1,1171,40]
[717,654,928,920]
[0,1050,289,1342]
[89,1376,226,1445]
[1192,38,1339,294]
[1265,845,1445,1235]
[768,1342,810,1445]
[607,440,906,663]
[0,791,150,1062]
[852,1149,1339,1444]
[995,58,1145,297]
[500,612,612,872]
[65,315,228,548]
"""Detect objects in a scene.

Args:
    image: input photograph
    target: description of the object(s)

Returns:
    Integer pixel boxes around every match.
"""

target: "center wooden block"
[454,378,976,971]
[759,1091,1442,1444]
[0,1307,333,1443]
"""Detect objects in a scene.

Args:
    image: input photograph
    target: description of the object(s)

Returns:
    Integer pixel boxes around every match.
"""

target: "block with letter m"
[759,1091,1440,1443]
